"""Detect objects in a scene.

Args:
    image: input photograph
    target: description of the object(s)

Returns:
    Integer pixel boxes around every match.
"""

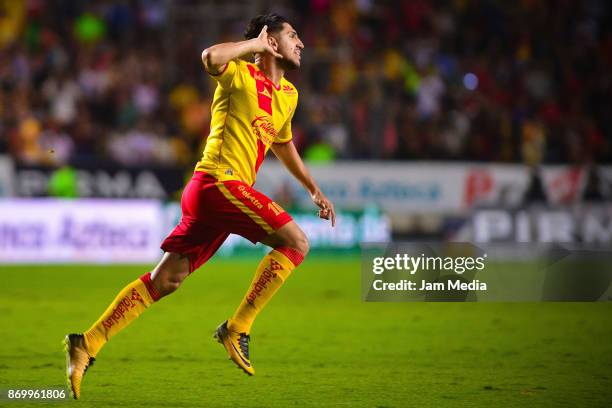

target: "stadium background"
[0,1,610,406]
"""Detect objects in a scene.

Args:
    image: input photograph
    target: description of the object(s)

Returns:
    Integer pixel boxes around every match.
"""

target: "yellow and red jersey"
[196,59,298,186]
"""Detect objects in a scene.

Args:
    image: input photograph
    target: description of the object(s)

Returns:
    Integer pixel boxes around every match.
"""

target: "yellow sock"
[83,272,160,357]
[228,247,304,334]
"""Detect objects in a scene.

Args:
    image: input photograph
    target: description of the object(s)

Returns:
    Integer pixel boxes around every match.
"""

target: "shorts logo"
[102,288,145,330]
[246,259,284,305]
[237,185,264,209]
[267,202,285,216]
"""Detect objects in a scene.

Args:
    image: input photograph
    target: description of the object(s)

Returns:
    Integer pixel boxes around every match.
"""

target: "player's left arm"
[270,141,336,227]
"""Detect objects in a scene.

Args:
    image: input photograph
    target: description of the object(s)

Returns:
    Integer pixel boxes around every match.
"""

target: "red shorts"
[161,172,292,272]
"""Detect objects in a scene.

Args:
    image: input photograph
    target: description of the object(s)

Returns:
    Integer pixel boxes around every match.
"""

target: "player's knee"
[152,253,190,297]
[156,275,184,297]
[292,232,309,257]
[153,270,188,297]
[166,277,184,294]
[264,224,309,257]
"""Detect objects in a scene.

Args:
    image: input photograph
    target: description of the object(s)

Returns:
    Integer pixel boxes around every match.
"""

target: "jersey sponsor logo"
[247,65,277,171]
[237,184,264,209]
[246,259,284,305]
[282,85,297,95]
[102,288,145,329]
[251,115,277,146]
[247,65,274,115]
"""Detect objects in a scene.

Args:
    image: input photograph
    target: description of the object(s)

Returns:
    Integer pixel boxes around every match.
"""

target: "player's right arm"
[201,25,282,74]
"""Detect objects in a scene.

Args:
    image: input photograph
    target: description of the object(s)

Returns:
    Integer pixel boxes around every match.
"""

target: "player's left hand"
[311,190,336,227]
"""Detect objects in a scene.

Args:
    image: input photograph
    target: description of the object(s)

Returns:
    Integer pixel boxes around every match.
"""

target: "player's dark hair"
[244,13,289,40]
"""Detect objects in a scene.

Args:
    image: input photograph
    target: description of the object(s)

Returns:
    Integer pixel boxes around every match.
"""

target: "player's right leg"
[65,252,190,399]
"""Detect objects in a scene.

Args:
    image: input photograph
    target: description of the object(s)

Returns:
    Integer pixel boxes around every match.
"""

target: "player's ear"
[268,35,278,50]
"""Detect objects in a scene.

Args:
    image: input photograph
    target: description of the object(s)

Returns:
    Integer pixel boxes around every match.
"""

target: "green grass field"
[1,257,611,407]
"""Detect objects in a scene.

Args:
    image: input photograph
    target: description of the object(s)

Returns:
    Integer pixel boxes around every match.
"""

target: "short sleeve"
[206,59,238,90]
[276,98,297,144]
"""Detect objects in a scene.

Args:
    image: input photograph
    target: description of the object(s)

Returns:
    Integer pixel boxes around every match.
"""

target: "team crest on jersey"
[252,70,266,82]
[225,168,233,176]
[251,115,277,146]
[247,64,274,115]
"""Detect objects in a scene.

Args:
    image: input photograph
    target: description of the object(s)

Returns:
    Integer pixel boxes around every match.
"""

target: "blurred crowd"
[0,0,611,168]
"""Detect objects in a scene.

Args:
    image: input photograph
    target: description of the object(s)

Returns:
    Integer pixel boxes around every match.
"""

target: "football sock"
[228,247,304,334]
[83,272,160,357]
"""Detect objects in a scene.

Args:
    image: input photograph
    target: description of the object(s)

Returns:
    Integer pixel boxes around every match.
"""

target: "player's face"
[274,23,304,70]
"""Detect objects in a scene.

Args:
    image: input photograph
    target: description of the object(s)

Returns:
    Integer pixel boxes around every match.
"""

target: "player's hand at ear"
[311,190,336,227]
[256,25,283,58]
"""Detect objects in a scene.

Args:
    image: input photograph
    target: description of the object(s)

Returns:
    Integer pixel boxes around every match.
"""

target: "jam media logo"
[282,84,297,95]
[246,259,284,305]
[251,115,277,146]
[102,288,145,329]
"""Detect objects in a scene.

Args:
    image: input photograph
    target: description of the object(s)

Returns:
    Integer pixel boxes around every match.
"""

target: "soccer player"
[64,13,335,399]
